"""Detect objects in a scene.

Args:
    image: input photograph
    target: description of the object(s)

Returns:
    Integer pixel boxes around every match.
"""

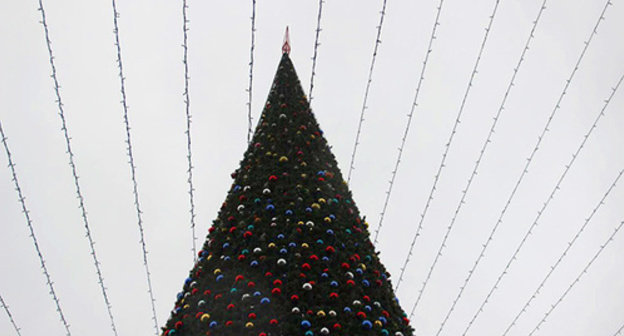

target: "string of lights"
[36,1,118,334]
[346,0,388,185]
[0,295,22,336]
[502,166,624,336]
[309,0,324,102]
[247,0,257,144]
[527,219,624,336]
[430,2,549,333]
[381,0,447,275]
[1,125,52,336]
[461,52,620,335]
[373,0,446,252]
[181,0,198,263]
[407,0,508,315]
[110,1,159,333]
[395,0,502,292]
[0,293,21,336]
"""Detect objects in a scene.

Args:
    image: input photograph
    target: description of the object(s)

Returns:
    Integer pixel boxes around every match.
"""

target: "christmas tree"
[161,41,414,336]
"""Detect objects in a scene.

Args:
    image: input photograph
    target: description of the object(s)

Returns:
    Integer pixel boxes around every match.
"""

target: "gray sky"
[1,1,623,335]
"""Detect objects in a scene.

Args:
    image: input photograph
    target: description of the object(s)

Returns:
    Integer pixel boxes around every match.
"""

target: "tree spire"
[282,26,291,55]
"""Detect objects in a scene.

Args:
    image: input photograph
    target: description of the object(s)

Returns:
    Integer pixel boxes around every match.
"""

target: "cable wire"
[528,219,624,336]
[429,2,548,333]
[181,0,198,263]
[0,293,21,336]
[461,29,619,332]
[373,0,445,251]
[110,1,159,333]
[309,0,324,102]
[614,322,624,336]
[247,0,256,144]
[394,0,501,291]
[503,166,624,336]
[36,2,119,334]
[346,0,388,185]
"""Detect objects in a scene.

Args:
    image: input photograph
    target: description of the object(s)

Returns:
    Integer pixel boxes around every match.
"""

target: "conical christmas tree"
[161,42,414,336]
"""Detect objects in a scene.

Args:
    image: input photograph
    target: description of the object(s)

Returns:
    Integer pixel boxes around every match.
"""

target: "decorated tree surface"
[161,51,414,336]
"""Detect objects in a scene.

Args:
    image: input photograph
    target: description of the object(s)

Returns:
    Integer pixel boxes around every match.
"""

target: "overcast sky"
[1,1,623,335]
